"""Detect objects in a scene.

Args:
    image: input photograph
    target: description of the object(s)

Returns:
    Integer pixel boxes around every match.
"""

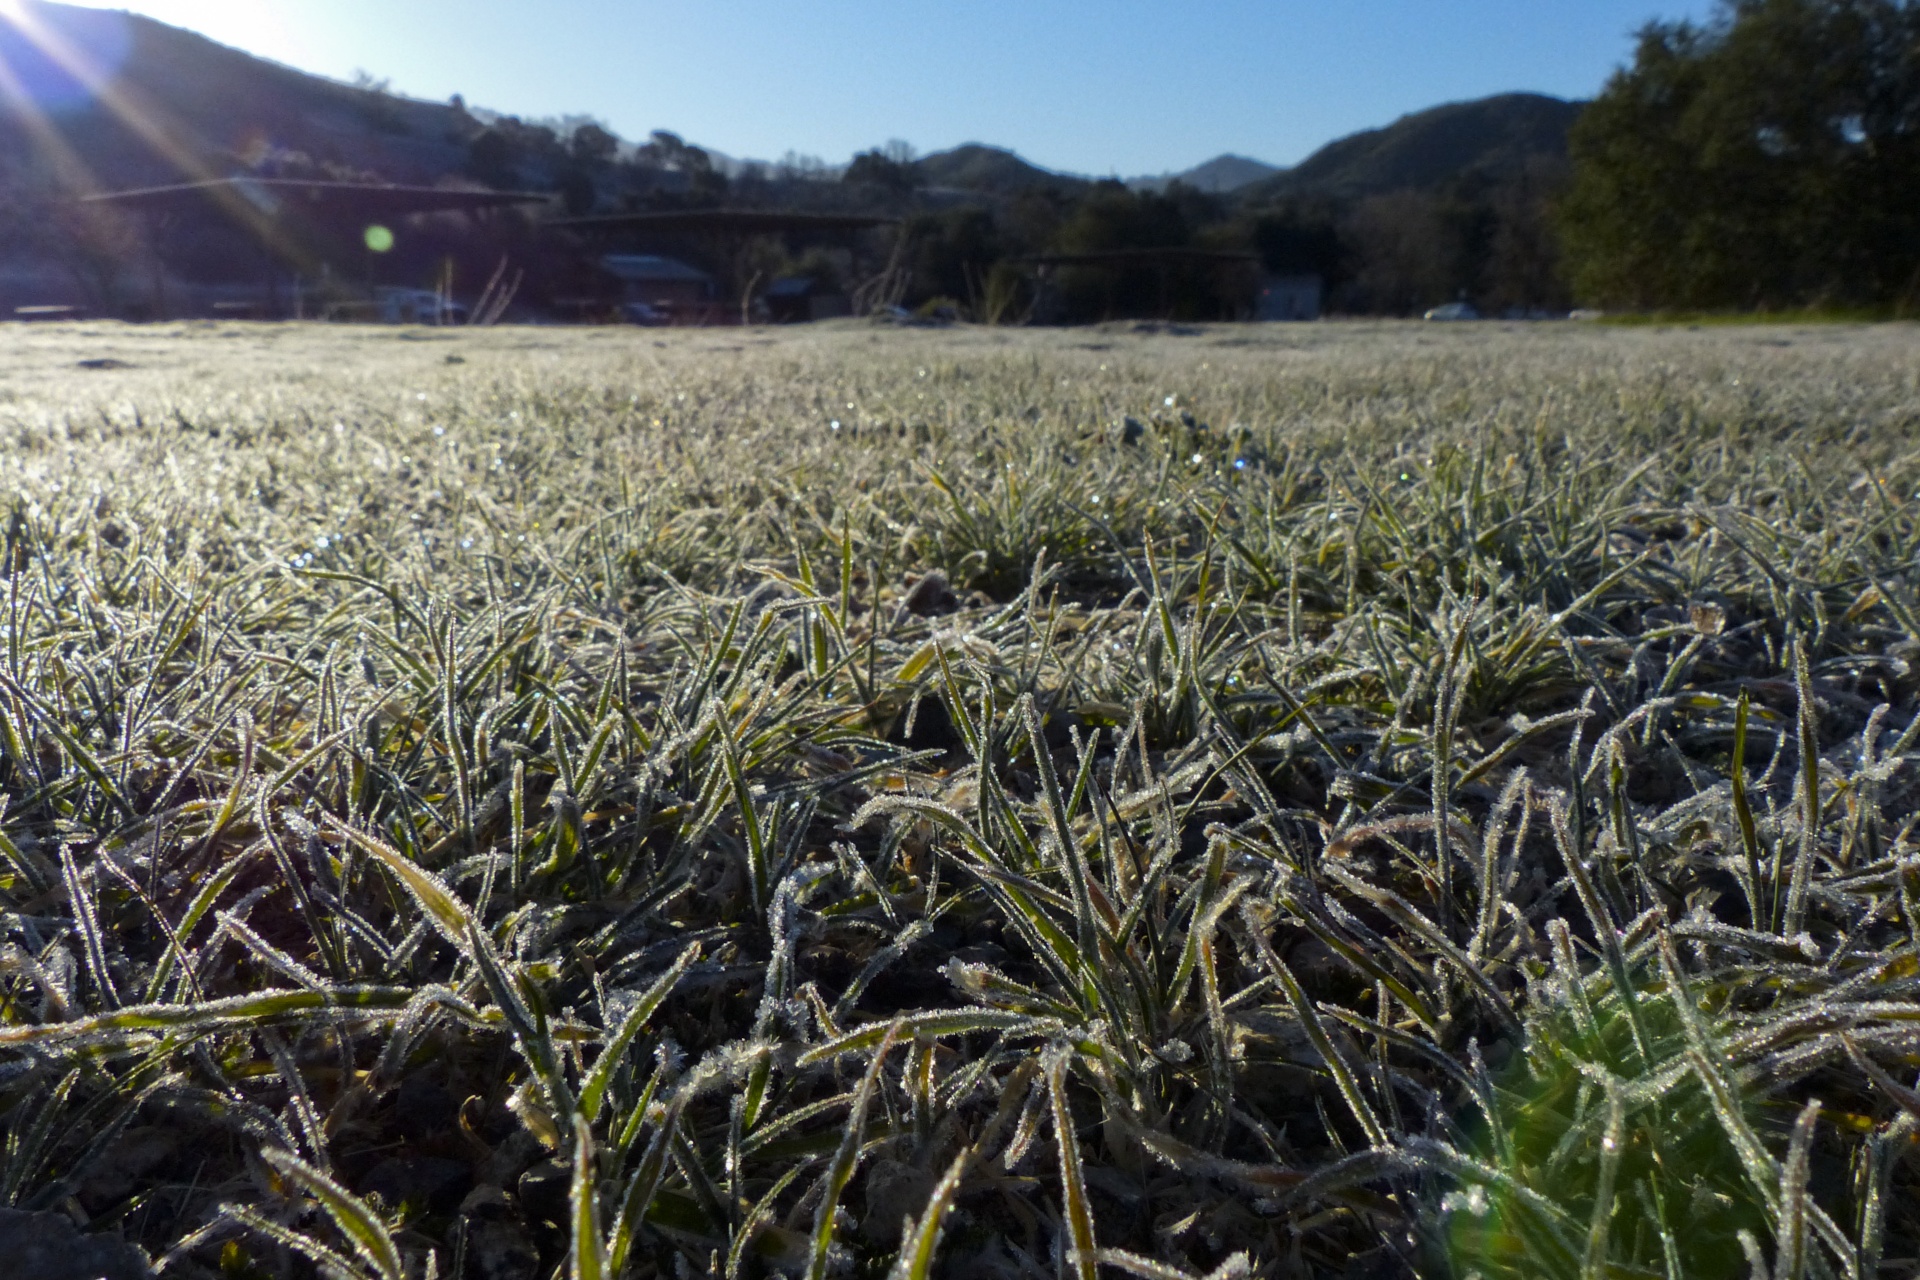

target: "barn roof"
[551,209,897,235]
[1018,249,1259,267]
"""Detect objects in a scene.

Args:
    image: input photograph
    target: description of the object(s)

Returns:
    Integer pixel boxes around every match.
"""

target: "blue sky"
[75,0,1721,175]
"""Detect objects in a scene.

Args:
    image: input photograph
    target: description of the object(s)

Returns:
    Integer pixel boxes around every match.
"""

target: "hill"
[912,143,1089,196]
[0,1,498,192]
[1241,92,1582,204]
[1132,153,1282,195]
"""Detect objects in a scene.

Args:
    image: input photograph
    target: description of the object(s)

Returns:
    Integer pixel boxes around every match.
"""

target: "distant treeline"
[431,87,1581,322]
[885,173,1569,322]
[885,0,1920,319]
[17,0,1903,320]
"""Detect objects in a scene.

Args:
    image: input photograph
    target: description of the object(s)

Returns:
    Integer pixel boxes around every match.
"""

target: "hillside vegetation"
[2,1,1584,320]
[1561,0,1920,312]
[1239,94,1579,205]
[3,321,1920,1279]
[0,2,478,188]
[1131,157,1283,197]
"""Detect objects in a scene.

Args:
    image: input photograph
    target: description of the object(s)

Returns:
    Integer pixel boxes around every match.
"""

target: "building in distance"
[1256,274,1323,321]
[596,254,717,324]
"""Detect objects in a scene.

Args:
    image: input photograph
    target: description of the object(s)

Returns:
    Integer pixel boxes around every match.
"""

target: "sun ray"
[3,3,216,185]
[0,39,101,195]
[0,3,323,272]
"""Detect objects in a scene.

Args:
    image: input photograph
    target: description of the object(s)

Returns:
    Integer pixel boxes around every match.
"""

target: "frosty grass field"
[4,318,1920,1279]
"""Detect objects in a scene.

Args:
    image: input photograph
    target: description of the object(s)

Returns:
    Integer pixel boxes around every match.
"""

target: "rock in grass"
[901,570,958,616]
[889,692,959,753]
[392,1075,456,1142]
[465,1218,541,1280]
[515,1158,570,1226]
[78,1127,178,1207]
[0,1208,152,1279]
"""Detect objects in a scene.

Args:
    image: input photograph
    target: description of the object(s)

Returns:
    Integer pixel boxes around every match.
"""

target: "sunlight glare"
[99,3,298,67]
[0,2,134,114]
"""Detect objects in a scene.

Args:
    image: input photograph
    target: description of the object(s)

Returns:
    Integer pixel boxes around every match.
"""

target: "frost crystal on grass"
[1,321,1917,1280]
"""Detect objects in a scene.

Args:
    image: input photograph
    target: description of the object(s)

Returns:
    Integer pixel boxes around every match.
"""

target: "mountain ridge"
[912,143,1088,195]
[1131,154,1284,195]
[2,2,1580,215]
[909,96,1580,206]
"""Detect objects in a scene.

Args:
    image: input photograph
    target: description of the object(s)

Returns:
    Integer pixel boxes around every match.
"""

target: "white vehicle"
[1423,301,1480,321]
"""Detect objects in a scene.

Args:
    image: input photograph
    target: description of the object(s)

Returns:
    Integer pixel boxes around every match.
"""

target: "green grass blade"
[1045,1044,1099,1280]
[1238,902,1388,1149]
[1774,1100,1820,1280]
[263,1148,403,1280]
[576,941,700,1124]
[0,985,415,1046]
[569,1112,607,1280]
[804,1019,901,1280]
[887,1147,971,1280]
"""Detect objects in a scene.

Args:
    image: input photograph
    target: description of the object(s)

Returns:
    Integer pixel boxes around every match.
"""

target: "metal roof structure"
[600,254,713,283]
[550,209,898,235]
[76,179,554,323]
[82,178,551,220]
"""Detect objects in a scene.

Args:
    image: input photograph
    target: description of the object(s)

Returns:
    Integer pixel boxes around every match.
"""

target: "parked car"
[1423,301,1480,321]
